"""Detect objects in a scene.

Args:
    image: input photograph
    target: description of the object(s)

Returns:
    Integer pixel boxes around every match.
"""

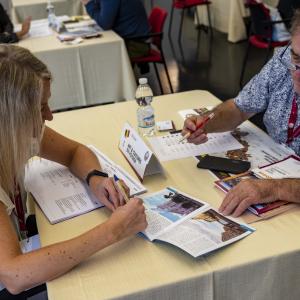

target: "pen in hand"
[179,112,215,143]
[113,174,130,203]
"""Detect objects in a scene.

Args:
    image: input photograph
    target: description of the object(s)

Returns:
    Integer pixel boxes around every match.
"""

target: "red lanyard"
[11,184,27,233]
[287,95,300,144]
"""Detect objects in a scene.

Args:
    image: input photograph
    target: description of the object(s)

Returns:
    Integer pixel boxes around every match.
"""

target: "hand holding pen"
[180,112,215,144]
[113,174,130,204]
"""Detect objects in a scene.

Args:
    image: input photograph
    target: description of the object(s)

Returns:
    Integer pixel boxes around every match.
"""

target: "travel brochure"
[214,155,300,216]
[141,187,254,258]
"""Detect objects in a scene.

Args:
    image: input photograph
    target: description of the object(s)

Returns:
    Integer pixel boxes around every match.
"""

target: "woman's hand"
[107,198,147,241]
[182,115,208,144]
[89,176,129,211]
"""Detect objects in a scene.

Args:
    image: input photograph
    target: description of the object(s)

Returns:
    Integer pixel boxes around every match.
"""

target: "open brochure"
[214,172,290,215]
[214,155,300,216]
[24,146,146,224]
[141,187,254,258]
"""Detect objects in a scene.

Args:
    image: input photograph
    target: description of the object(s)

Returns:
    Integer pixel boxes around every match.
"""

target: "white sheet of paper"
[88,145,146,196]
[147,132,243,162]
[253,156,300,179]
[20,234,41,253]
[25,159,102,224]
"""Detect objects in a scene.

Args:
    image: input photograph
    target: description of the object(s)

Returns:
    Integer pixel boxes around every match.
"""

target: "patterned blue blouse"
[234,46,300,155]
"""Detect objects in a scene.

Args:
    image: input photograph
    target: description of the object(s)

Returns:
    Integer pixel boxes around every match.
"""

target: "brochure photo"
[141,188,254,258]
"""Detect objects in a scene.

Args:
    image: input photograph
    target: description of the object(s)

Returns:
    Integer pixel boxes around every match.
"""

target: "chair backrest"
[245,0,272,39]
[148,7,168,48]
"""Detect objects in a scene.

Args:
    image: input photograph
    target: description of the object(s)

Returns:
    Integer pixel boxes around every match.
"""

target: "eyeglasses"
[279,42,300,72]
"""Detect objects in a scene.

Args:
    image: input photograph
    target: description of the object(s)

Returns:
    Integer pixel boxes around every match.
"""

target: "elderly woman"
[182,9,300,217]
[0,44,147,296]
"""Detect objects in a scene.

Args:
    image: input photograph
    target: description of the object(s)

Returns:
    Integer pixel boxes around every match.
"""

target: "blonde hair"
[0,45,51,195]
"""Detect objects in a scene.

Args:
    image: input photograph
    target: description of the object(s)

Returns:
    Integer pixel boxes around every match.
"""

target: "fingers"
[183,116,198,133]
[219,185,253,217]
[100,196,116,212]
[119,179,130,205]
[187,129,208,144]
[104,178,121,209]
[182,116,208,144]
[128,198,147,231]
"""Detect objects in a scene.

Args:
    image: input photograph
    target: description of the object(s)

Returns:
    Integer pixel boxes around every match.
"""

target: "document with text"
[141,187,254,258]
[25,146,146,224]
[147,132,243,162]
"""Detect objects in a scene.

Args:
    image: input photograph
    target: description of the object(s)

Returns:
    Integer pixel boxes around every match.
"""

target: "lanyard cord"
[287,95,300,144]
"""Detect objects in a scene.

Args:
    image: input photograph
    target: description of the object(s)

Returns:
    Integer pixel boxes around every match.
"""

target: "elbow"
[0,270,28,295]
[1,280,25,295]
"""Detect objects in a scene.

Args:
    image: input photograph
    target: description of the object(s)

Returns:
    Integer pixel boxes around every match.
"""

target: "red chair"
[168,0,212,42]
[240,0,290,87]
[131,7,174,94]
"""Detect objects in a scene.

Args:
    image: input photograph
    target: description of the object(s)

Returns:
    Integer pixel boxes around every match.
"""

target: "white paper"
[213,122,295,168]
[147,132,244,162]
[20,234,41,253]
[141,188,254,257]
[178,108,295,168]
[156,120,174,131]
[25,159,102,224]
[253,156,300,179]
[15,16,70,39]
[178,106,215,120]
[88,145,146,196]
[119,123,163,178]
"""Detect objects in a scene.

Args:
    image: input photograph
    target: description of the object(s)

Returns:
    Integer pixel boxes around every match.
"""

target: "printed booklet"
[214,155,300,216]
[141,187,254,258]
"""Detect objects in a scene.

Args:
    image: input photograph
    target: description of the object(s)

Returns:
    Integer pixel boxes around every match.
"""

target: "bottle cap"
[139,78,148,85]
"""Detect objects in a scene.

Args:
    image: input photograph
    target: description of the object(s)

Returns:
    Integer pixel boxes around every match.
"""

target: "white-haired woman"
[0,44,147,297]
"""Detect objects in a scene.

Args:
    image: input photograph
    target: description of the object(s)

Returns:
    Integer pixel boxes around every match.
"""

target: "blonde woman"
[0,44,147,296]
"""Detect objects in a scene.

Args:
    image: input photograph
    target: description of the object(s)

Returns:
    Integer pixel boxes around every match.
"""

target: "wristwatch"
[86,169,108,186]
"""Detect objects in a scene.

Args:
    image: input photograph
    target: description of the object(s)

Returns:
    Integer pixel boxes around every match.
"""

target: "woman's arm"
[0,199,146,294]
[40,127,124,210]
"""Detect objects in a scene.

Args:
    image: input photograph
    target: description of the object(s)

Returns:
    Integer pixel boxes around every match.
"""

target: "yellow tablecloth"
[18,30,136,110]
[37,90,300,300]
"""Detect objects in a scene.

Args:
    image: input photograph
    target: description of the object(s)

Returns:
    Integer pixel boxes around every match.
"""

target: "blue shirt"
[234,46,300,155]
[85,0,150,38]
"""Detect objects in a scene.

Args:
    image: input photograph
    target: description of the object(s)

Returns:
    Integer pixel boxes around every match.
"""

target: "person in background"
[182,9,300,218]
[0,44,147,297]
[0,3,31,43]
[81,0,150,60]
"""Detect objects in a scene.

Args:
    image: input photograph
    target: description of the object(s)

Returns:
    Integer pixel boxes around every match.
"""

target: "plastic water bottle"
[135,78,155,136]
[47,1,57,28]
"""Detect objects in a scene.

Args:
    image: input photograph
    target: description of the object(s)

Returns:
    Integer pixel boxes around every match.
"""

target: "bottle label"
[138,114,155,128]
[136,96,153,106]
